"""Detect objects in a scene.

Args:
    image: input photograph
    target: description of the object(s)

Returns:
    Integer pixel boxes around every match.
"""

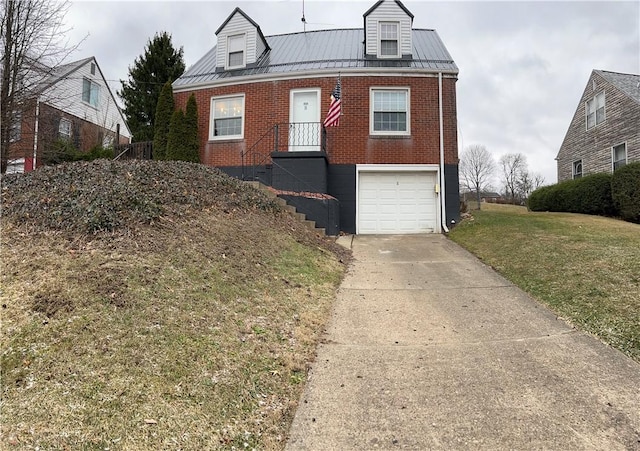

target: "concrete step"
[244,180,327,236]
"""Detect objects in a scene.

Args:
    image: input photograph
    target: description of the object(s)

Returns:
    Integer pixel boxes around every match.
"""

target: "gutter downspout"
[438,72,449,233]
[32,98,40,171]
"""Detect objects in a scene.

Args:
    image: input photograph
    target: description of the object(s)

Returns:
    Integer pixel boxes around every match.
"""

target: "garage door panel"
[358,171,437,234]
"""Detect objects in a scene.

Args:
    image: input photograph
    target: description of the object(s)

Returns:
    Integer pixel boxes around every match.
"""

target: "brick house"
[6,56,131,173]
[556,70,640,182]
[173,0,459,234]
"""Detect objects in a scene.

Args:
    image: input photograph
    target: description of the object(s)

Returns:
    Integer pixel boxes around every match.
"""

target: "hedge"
[528,172,616,216]
[611,162,640,223]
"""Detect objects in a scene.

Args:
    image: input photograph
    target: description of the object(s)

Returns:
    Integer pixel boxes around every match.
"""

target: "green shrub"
[166,109,186,161]
[184,94,200,163]
[528,185,553,211]
[612,162,640,223]
[42,141,114,166]
[153,81,174,160]
[41,138,79,165]
[529,172,616,216]
[572,173,615,216]
[78,145,114,161]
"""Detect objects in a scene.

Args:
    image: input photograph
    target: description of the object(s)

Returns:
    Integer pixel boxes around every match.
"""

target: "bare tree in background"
[533,173,546,190]
[459,144,496,209]
[517,170,546,201]
[1,0,82,173]
[499,153,527,204]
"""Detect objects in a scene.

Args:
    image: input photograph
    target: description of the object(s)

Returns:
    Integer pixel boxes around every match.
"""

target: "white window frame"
[59,117,72,140]
[378,21,400,58]
[82,78,100,108]
[612,142,627,171]
[585,91,605,130]
[370,87,410,136]
[209,94,245,141]
[572,159,583,179]
[226,34,246,69]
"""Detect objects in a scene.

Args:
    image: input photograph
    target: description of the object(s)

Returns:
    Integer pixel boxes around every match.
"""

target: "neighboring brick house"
[556,70,640,182]
[173,0,459,234]
[6,57,131,173]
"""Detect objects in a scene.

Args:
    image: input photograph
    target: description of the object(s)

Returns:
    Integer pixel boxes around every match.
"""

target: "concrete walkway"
[286,235,640,450]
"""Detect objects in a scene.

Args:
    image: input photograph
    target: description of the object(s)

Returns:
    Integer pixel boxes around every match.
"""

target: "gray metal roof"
[174,28,457,89]
[596,70,640,104]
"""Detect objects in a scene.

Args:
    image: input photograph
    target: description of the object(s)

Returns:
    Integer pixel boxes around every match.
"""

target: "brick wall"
[8,103,130,170]
[174,74,458,168]
[557,72,640,182]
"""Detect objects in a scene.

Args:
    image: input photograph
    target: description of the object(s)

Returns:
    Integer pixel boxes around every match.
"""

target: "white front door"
[289,89,320,152]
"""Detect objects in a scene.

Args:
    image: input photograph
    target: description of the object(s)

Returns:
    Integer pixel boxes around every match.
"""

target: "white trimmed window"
[379,22,400,58]
[613,143,627,171]
[227,34,246,69]
[572,160,583,179]
[586,92,605,129]
[59,118,72,140]
[370,88,410,135]
[82,78,100,107]
[210,95,245,140]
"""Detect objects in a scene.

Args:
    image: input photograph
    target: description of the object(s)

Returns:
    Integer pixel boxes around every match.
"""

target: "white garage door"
[358,171,437,234]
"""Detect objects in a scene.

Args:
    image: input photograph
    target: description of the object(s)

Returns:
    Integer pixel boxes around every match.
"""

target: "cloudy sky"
[65,0,640,185]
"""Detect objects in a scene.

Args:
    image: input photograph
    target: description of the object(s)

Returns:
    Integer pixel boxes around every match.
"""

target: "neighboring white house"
[7,56,131,172]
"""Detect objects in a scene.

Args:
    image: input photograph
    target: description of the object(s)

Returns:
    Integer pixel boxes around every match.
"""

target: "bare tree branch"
[459,144,496,209]
[499,153,527,204]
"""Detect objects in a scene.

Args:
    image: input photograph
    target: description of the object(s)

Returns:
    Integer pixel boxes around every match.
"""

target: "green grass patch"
[1,203,348,450]
[450,204,640,361]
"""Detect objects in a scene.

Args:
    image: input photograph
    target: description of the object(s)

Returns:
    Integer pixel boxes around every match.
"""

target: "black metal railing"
[241,122,327,181]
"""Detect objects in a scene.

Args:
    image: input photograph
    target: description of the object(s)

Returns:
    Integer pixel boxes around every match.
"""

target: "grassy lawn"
[1,161,349,450]
[449,203,640,361]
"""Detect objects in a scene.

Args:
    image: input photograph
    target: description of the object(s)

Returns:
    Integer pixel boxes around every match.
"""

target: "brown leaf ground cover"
[0,160,349,450]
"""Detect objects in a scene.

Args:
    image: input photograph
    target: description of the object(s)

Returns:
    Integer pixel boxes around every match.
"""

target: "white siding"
[40,60,131,139]
[365,0,413,57]
[256,33,267,59]
[216,13,260,68]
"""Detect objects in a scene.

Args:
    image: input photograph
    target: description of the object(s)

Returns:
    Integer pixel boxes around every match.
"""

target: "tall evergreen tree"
[184,94,200,163]
[119,32,185,142]
[166,109,186,161]
[152,81,174,160]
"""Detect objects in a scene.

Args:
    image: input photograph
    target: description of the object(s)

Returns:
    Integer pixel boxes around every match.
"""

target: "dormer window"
[227,34,246,68]
[364,1,413,59]
[379,22,400,57]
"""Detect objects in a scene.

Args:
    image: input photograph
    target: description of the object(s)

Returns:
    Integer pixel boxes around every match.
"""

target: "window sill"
[369,134,411,139]
[208,137,244,143]
[82,101,99,110]
[586,121,606,131]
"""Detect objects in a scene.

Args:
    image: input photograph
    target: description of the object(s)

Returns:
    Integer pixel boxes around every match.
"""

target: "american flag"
[323,76,342,127]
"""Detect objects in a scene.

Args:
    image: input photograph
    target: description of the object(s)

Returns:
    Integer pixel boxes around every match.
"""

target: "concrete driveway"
[286,234,640,450]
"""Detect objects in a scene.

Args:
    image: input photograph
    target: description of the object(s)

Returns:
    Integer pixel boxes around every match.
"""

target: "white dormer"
[363,0,414,59]
[215,8,269,70]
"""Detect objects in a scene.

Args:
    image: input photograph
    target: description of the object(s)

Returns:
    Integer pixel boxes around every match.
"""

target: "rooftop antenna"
[301,0,306,32]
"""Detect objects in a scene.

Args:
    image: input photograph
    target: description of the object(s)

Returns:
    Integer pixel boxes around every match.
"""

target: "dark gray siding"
[328,164,357,234]
[445,163,460,226]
